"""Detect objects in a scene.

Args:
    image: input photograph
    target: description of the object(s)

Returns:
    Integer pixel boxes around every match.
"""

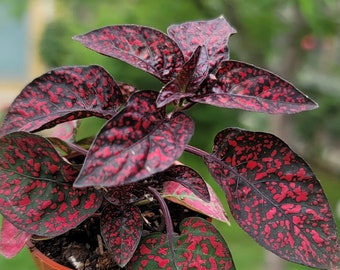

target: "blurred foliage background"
[0,0,339,269]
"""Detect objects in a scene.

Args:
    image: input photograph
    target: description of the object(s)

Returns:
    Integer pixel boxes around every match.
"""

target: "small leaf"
[50,120,78,142]
[163,181,229,224]
[128,217,235,269]
[74,90,194,188]
[192,61,318,114]
[74,26,185,82]
[156,82,195,108]
[104,187,137,206]
[178,46,209,90]
[100,204,143,267]
[48,136,86,159]
[167,16,236,69]
[0,219,31,258]
[117,82,139,102]
[0,65,123,135]
[0,132,103,237]
[156,46,209,107]
[157,165,210,202]
[205,128,339,269]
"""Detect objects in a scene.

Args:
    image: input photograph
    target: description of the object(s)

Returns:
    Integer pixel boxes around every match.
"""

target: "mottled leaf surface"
[104,187,137,206]
[74,91,194,188]
[100,204,143,267]
[205,128,339,269]
[0,219,31,258]
[156,46,209,107]
[163,181,229,223]
[74,26,184,82]
[0,132,103,237]
[192,61,318,114]
[128,217,235,269]
[0,65,122,135]
[167,16,236,69]
[156,165,210,202]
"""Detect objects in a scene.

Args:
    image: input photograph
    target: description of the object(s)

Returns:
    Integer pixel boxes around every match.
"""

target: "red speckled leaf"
[156,46,209,107]
[0,219,31,258]
[204,128,339,269]
[167,16,236,69]
[156,81,195,108]
[163,181,229,223]
[104,187,137,206]
[157,165,210,202]
[0,132,103,237]
[128,217,235,269]
[180,46,209,90]
[192,61,318,114]
[0,65,123,135]
[100,204,143,267]
[74,26,184,83]
[74,90,194,188]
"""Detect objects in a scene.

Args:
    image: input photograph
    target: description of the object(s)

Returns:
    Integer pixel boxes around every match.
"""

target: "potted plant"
[0,16,338,270]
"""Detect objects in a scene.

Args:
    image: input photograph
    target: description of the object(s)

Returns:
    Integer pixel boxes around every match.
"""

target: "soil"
[32,201,204,270]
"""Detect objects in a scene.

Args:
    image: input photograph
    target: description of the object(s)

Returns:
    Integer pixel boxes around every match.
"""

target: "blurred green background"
[0,0,339,269]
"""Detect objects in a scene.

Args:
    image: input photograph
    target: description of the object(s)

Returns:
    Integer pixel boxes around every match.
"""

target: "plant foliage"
[0,16,338,269]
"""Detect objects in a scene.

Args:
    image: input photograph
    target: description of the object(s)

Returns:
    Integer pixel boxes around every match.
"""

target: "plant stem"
[148,186,176,265]
[148,187,174,236]
[185,144,210,158]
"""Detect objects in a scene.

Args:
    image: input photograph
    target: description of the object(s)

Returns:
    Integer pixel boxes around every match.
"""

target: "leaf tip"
[72,35,81,42]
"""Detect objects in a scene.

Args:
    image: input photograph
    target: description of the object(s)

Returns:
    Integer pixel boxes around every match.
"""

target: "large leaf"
[74,90,194,188]
[0,219,31,258]
[100,204,143,267]
[167,16,236,69]
[156,46,209,107]
[163,181,229,224]
[204,128,339,269]
[74,26,184,83]
[0,132,103,237]
[0,65,122,135]
[191,61,318,114]
[128,217,235,269]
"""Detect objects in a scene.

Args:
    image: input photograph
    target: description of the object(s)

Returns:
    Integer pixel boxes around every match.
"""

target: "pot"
[27,241,72,270]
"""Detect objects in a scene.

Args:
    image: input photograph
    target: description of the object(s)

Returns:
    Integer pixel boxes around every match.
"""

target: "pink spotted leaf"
[0,219,31,258]
[104,187,137,206]
[100,204,143,267]
[167,16,236,70]
[0,132,103,237]
[74,26,185,83]
[156,165,210,202]
[204,127,339,269]
[191,61,318,114]
[156,46,209,107]
[0,65,123,135]
[128,217,235,269]
[163,181,229,224]
[74,90,194,188]
[50,120,78,142]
